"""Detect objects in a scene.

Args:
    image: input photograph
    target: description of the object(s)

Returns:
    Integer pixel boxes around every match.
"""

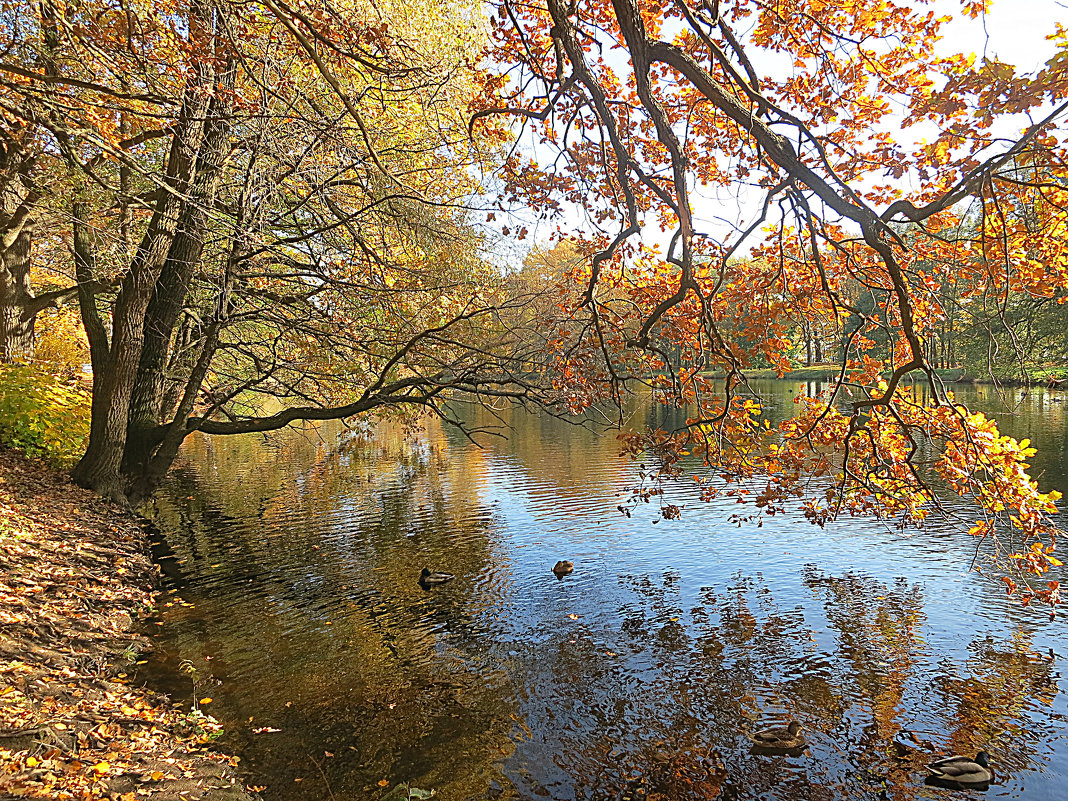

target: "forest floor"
[0,448,256,801]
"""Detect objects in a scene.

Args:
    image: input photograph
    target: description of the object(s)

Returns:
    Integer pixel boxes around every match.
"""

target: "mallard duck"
[552,560,574,578]
[748,720,805,750]
[418,568,455,588]
[925,752,992,786]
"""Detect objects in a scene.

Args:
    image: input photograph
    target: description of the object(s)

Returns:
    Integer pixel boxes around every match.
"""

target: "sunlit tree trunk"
[0,198,84,362]
[124,71,233,479]
[0,225,34,362]
[0,156,45,362]
[71,191,190,498]
[71,99,211,498]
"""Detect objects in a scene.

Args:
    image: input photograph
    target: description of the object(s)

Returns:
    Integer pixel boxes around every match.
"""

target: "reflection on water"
[142,382,1068,800]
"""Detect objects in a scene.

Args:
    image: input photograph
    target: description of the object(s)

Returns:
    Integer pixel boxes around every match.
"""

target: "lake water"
[142,381,1068,800]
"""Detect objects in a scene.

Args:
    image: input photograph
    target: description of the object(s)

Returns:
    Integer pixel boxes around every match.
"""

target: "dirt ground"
[0,449,257,801]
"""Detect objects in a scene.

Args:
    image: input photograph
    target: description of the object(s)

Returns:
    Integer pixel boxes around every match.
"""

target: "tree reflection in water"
[142,403,1067,801]
[515,570,1060,800]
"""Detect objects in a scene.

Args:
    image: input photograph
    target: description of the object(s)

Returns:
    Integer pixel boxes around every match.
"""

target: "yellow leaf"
[199,698,213,704]
[378,779,390,787]
[25,757,38,767]
[93,761,111,774]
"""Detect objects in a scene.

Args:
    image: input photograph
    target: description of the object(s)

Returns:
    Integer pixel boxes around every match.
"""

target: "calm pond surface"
[142,380,1068,800]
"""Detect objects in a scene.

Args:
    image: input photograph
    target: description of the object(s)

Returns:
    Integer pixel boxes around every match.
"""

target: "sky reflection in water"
[144,381,1068,800]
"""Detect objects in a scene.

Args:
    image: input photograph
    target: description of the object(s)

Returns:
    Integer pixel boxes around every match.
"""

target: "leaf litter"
[0,449,258,800]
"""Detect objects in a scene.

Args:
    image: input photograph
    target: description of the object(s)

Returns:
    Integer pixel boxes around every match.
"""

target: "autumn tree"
[0,0,560,501]
[476,0,1068,604]
[0,123,79,361]
[943,165,1068,380]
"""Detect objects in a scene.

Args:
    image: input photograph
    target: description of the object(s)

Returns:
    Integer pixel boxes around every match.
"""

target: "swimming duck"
[552,560,574,578]
[418,568,455,588]
[925,752,992,786]
[748,720,806,750]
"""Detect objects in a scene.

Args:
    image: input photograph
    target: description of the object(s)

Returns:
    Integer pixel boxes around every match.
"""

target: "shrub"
[33,307,89,376]
[0,364,90,467]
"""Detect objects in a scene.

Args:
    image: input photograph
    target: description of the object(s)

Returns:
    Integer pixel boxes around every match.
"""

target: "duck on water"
[418,568,455,589]
[925,752,993,789]
[747,720,806,753]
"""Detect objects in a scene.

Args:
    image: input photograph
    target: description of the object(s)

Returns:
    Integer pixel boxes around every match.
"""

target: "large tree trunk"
[71,189,192,498]
[126,231,242,503]
[124,66,234,478]
[72,0,227,500]
[128,315,226,503]
[0,195,38,362]
[71,67,214,499]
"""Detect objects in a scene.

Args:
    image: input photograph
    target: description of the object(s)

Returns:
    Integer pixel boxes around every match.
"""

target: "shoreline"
[708,366,1066,388]
[0,448,257,801]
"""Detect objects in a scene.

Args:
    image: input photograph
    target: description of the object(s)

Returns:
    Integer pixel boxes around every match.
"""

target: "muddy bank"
[0,448,257,801]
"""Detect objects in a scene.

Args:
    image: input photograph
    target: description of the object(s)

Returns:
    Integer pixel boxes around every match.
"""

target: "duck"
[418,568,455,589]
[748,720,806,750]
[925,752,992,786]
[552,560,574,578]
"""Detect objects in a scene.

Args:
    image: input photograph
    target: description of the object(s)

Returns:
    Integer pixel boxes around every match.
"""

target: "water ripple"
[141,384,1068,801]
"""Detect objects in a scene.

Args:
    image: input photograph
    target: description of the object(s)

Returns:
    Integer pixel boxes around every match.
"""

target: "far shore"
[703,365,1068,388]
